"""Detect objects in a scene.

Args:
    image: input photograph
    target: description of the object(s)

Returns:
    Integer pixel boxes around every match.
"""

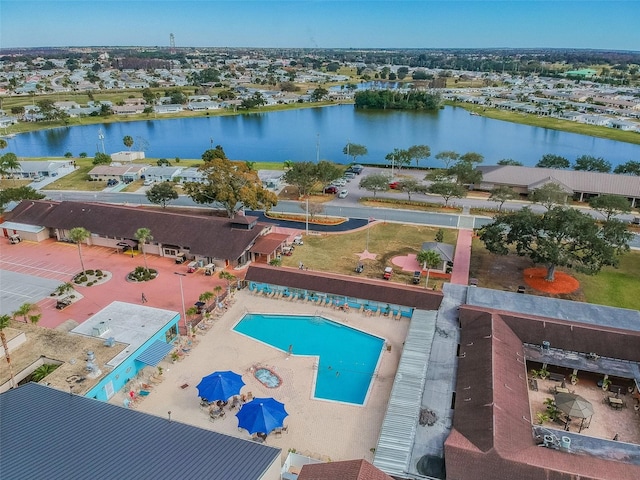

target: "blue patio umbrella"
[196,371,245,402]
[235,397,288,435]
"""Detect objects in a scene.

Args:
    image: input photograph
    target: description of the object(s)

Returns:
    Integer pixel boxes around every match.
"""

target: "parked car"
[351,165,364,175]
[106,179,119,187]
[389,181,400,189]
[355,263,364,273]
[412,271,422,284]
[143,178,154,186]
[333,179,347,187]
[383,266,393,280]
[324,185,338,194]
[175,252,186,264]
[338,189,349,198]
[344,172,356,180]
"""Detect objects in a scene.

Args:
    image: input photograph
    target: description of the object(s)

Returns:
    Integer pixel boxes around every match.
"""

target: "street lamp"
[174,272,188,335]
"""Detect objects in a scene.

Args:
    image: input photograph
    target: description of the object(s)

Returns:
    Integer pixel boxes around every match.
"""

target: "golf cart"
[187,261,198,273]
[383,267,393,280]
[9,234,21,244]
[293,235,304,245]
[204,264,215,276]
[175,252,186,264]
[355,263,364,274]
[412,271,421,284]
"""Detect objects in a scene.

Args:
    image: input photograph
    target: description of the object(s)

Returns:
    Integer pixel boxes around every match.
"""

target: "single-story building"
[420,242,455,272]
[70,301,179,402]
[87,164,149,182]
[14,160,72,179]
[0,383,282,480]
[444,304,640,480]
[6,200,273,268]
[475,165,640,207]
[142,165,184,182]
[111,151,146,162]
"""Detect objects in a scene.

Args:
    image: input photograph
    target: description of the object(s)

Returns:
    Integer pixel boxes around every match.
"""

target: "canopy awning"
[135,340,174,366]
[116,239,137,248]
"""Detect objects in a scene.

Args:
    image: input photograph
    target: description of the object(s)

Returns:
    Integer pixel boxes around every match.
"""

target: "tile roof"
[298,459,394,480]
[244,264,443,310]
[477,165,640,197]
[0,383,280,480]
[7,200,268,261]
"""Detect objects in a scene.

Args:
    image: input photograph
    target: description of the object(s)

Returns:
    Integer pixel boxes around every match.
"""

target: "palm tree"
[416,250,442,289]
[12,302,41,324]
[213,285,223,306]
[0,152,20,183]
[69,227,90,273]
[284,160,294,171]
[199,291,214,309]
[0,314,16,388]
[219,271,236,297]
[134,228,153,271]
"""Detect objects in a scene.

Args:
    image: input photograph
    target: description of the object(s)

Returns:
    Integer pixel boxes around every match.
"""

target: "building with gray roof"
[0,383,282,480]
[476,165,640,207]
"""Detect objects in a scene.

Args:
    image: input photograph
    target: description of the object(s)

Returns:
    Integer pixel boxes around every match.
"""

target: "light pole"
[305,196,309,235]
[98,128,105,154]
[174,272,188,335]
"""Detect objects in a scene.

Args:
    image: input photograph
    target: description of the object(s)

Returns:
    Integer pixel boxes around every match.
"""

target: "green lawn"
[280,223,457,287]
[575,251,640,310]
[446,101,640,145]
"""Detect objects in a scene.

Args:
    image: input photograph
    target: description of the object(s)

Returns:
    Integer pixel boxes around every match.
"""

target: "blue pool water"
[234,314,385,405]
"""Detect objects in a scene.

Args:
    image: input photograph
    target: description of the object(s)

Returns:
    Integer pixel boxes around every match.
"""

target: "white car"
[143,178,154,186]
[333,179,347,187]
[338,189,348,198]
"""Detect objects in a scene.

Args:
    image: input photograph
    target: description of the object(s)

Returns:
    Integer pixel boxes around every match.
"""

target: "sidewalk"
[450,229,473,285]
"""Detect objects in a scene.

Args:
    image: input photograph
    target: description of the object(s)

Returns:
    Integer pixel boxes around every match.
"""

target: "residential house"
[87,164,148,182]
[142,165,184,182]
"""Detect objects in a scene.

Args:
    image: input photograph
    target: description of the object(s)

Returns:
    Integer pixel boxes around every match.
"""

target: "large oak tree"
[478,206,632,281]
[184,157,277,217]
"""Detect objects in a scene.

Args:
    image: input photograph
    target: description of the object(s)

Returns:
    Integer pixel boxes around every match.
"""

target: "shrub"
[85,269,95,275]
[79,275,88,283]
[95,270,103,276]
[87,281,95,286]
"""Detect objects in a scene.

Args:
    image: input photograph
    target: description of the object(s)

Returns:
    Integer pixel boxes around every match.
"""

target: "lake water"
[7,105,640,168]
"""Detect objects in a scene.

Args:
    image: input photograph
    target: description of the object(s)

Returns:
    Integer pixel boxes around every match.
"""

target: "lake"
[7,105,640,168]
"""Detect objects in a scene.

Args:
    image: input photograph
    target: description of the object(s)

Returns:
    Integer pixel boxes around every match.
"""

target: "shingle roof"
[245,264,443,310]
[7,200,268,261]
[0,383,280,480]
[298,459,394,480]
[445,308,640,480]
[477,165,640,197]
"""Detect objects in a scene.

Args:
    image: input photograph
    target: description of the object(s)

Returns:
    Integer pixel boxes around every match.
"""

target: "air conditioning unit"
[92,321,109,337]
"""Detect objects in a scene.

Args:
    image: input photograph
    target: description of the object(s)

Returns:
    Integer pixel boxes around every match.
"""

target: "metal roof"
[0,383,281,480]
[135,339,175,366]
[373,309,436,476]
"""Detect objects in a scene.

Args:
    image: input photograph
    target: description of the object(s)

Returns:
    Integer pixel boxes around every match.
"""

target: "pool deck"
[125,290,410,463]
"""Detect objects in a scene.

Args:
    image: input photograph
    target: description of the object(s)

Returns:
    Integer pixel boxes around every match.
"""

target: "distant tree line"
[354,90,441,111]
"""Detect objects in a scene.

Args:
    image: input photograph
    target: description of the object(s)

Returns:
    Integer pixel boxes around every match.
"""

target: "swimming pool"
[233,314,385,405]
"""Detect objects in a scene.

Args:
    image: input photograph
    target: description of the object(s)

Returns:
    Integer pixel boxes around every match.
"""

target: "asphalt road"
[43,186,640,248]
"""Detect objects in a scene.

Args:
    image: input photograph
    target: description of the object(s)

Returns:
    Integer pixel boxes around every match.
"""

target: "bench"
[549,373,565,382]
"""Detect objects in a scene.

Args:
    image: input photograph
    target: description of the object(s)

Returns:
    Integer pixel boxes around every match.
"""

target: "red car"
[324,185,338,194]
[389,181,400,189]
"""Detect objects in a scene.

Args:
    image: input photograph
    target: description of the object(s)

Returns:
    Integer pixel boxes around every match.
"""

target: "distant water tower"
[170,33,176,54]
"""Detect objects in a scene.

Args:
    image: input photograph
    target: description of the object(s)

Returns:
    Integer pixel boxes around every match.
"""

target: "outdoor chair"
[246,391,254,401]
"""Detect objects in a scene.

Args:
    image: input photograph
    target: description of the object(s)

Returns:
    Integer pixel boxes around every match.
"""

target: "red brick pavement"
[1,239,237,329]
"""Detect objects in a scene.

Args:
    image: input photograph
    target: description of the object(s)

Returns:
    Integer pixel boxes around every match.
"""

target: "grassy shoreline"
[2,99,352,135]
[445,101,640,145]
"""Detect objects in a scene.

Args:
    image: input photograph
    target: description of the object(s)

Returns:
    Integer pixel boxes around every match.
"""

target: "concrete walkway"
[450,229,473,285]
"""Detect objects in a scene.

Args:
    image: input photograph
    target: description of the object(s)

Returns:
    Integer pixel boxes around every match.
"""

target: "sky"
[1,0,639,51]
